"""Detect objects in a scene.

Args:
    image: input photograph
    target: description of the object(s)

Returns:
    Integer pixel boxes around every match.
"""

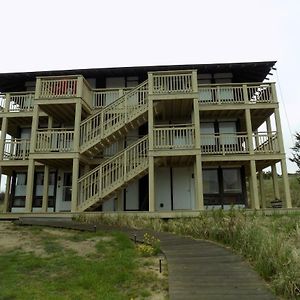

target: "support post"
[245,109,254,154]
[148,156,155,212]
[271,163,280,200]
[194,154,204,210]
[258,171,266,209]
[0,117,8,160]
[73,101,82,152]
[281,159,292,208]
[30,104,40,153]
[25,159,35,212]
[71,157,80,212]
[42,165,49,212]
[249,160,260,209]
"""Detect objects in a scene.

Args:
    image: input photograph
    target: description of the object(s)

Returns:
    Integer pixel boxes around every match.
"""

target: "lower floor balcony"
[35,129,74,152]
[4,139,30,160]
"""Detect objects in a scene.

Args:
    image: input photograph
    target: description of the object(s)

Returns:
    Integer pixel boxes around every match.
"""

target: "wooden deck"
[13,217,277,300]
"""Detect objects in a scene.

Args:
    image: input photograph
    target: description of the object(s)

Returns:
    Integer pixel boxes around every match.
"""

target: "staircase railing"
[78,136,148,210]
[80,80,148,152]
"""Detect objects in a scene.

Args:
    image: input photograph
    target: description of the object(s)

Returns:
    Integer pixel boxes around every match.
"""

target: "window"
[222,169,242,193]
[203,170,219,194]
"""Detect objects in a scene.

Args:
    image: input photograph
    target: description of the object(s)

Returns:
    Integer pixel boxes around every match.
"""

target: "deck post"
[73,101,82,153]
[258,171,266,209]
[271,163,280,199]
[148,156,155,212]
[249,160,260,209]
[193,98,204,210]
[281,158,292,208]
[274,107,292,207]
[0,117,8,191]
[3,175,11,212]
[71,157,80,212]
[42,165,49,212]
[0,117,8,160]
[245,109,254,154]
[194,154,204,210]
[29,104,40,153]
[25,159,35,212]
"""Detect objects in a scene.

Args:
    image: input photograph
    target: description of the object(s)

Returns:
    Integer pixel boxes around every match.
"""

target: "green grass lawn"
[261,174,300,207]
[0,223,168,300]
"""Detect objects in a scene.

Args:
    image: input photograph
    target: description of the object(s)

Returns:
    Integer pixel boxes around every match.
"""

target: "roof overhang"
[0,61,276,92]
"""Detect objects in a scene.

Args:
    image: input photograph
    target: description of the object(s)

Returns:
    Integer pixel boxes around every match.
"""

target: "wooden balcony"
[35,129,74,152]
[200,131,279,155]
[35,75,92,121]
[3,139,30,160]
[153,125,195,150]
[0,92,35,113]
[198,82,276,105]
[149,70,197,99]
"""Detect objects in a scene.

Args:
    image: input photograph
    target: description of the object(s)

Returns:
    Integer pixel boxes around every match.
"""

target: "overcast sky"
[1,0,300,172]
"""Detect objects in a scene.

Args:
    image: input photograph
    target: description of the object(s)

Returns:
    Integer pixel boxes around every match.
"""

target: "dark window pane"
[203,169,219,194]
[222,169,242,193]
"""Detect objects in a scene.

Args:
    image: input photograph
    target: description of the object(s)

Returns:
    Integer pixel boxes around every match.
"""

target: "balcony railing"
[35,129,74,152]
[253,131,279,153]
[151,71,195,94]
[9,92,35,112]
[198,83,275,105]
[200,132,279,155]
[3,139,30,160]
[0,92,35,112]
[200,133,248,154]
[92,88,133,109]
[36,75,92,107]
[0,94,6,112]
[153,125,195,150]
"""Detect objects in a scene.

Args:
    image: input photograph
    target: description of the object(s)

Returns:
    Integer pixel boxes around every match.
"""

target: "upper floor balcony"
[0,92,35,113]
[198,82,276,106]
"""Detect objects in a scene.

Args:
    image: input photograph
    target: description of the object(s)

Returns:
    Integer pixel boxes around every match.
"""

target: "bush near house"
[76,210,300,299]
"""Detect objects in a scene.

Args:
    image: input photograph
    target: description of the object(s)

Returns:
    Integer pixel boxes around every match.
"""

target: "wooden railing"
[9,92,35,112]
[151,71,194,94]
[35,129,74,152]
[153,125,195,149]
[201,132,280,154]
[92,88,133,109]
[198,83,275,104]
[36,75,92,107]
[80,80,148,151]
[253,132,279,153]
[3,139,30,160]
[0,94,6,112]
[39,76,78,98]
[78,136,148,210]
[200,134,249,154]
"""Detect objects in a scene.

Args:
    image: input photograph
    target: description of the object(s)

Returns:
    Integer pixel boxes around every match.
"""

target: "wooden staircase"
[79,80,149,156]
[77,136,149,211]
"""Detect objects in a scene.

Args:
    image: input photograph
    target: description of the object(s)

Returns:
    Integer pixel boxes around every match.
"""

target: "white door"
[172,167,194,210]
[56,171,71,211]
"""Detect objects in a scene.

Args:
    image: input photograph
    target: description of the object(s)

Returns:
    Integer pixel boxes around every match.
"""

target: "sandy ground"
[0,221,168,299]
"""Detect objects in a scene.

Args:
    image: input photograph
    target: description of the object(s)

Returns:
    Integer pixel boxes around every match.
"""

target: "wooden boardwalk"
[14,217,276,300]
